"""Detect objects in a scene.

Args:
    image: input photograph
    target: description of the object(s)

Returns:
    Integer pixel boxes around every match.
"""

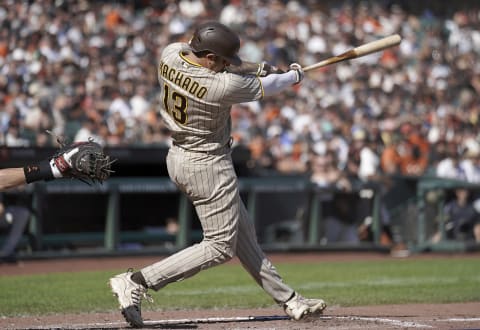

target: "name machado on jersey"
[158,61,207,99]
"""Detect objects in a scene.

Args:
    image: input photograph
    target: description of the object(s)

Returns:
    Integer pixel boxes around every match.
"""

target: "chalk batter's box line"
[144,315,290,325]
[20,315,291,330]
[144,315,431,328]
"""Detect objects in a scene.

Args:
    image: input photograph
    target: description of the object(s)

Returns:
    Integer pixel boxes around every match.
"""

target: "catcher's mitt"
[52,138,114,184]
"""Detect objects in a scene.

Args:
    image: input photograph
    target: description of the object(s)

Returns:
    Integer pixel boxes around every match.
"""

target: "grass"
[0,258,479,317]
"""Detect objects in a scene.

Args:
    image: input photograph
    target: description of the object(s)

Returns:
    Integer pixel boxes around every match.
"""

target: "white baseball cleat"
[109,269,152,328]
[283,292,327,321]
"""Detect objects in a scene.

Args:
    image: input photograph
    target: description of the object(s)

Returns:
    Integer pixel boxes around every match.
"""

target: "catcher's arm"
[0,168,28,191]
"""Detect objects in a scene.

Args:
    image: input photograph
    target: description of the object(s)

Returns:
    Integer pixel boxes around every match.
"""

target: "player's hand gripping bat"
[303,34,402,72]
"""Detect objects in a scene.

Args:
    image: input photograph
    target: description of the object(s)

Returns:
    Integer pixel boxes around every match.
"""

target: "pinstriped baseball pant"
[141,145,294,304]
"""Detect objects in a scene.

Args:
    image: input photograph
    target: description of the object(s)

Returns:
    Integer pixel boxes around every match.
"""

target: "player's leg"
[110,148,241,327]
[141,148,240,289]
[235,199,326,320]
[235,199,294,302]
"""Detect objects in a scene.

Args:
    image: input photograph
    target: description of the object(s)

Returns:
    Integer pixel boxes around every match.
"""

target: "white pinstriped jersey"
[158,43,263,152]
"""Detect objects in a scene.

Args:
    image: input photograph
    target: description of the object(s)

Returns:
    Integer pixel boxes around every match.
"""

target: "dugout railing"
[2,176,479,258]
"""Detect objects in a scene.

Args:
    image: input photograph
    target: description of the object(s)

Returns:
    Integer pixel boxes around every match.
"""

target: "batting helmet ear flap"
[189,21,242,66]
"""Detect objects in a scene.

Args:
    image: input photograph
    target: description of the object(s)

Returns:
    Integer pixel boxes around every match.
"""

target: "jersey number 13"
[163,83,188,125]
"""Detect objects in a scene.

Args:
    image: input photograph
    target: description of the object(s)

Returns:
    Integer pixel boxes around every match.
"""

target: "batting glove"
[257,61,285,77]
[289,63,304,84]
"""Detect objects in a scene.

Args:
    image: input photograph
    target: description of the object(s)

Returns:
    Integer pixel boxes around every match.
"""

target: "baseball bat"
[303,34,402,72]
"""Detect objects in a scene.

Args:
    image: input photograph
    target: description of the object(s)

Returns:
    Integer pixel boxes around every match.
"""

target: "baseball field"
[1,252,479,329]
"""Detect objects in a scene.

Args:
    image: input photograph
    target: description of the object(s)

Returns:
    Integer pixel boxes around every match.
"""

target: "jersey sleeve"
[220,73,263,105]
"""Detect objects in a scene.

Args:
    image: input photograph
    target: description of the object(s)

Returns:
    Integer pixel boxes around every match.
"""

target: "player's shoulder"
[163,42,189,56]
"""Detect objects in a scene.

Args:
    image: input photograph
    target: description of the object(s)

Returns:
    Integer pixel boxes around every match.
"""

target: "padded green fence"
[2,175,479,258]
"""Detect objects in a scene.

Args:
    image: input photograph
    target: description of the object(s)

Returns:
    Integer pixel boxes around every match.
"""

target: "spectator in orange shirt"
[397,123,430,176]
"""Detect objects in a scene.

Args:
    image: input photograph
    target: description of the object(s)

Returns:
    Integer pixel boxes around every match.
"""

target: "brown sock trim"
[131,271,148,288]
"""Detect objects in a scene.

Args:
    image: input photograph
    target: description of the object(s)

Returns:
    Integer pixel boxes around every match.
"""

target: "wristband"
[23,160,54,183]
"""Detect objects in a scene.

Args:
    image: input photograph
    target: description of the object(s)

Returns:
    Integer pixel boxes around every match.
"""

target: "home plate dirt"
[1,253,479,329]
[2,303,479,329]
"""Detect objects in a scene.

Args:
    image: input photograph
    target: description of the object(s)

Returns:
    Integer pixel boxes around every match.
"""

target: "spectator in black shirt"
[432,189,480,243]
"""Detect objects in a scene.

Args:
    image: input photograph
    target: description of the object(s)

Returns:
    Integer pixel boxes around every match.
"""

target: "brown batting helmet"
[189,21,242,66]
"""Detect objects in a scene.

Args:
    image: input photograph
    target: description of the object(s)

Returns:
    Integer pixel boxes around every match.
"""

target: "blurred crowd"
[1,0,480,186]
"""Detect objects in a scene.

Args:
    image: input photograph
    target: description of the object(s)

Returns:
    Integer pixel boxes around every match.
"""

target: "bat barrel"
[303,34,402,72]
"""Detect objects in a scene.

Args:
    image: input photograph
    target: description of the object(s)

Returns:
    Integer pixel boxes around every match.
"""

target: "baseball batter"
[110,21,326,327]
